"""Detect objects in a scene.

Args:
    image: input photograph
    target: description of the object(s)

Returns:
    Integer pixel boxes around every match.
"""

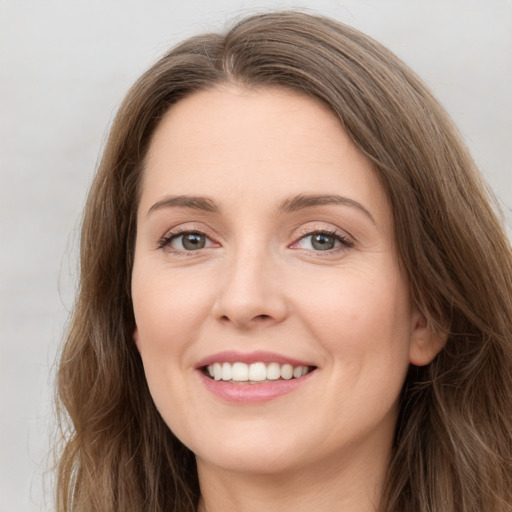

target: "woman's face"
[132,86,439,478]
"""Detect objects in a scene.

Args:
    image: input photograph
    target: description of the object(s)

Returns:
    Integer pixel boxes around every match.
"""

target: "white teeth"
[249,362,267,381]
[221,362,232,381]
[267,362,281,380]
[205,362,311,382]
[280,364,293,380]
[232,362,249,381]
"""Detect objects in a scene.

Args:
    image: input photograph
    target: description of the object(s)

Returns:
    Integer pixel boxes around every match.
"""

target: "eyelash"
[293,228,354,253]
[156,226,354,254]
[156,228,215,254]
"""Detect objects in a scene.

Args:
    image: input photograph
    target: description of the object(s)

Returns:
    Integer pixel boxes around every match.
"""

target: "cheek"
[132,265,214,352]
[131,269,211,426]
[130,266,216,418]
[296,267,413,369]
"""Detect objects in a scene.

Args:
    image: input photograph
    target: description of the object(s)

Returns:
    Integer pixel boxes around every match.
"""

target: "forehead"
[140,85,391,227]
[146,85,351,169]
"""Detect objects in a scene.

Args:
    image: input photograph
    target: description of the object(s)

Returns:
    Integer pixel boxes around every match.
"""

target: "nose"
[212,247,288,330]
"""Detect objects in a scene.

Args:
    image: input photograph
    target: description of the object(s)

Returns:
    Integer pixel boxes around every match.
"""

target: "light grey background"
[1,1,511,510]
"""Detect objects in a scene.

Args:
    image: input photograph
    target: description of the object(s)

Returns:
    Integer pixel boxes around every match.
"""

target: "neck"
[196,442,390,512]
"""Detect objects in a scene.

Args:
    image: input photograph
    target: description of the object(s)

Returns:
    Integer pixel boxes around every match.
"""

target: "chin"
[196,444,302,476]
[186,425,314,476]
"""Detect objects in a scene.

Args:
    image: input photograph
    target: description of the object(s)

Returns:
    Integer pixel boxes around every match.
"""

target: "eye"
[177,232,208,250]
[293,230,353,252]
[158,230,215,252]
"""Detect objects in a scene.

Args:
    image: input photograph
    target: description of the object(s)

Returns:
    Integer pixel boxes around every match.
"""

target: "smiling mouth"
[202,362,316,383]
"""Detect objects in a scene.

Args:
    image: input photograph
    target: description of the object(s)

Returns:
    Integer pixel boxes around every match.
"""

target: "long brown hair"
[56,11,512,511]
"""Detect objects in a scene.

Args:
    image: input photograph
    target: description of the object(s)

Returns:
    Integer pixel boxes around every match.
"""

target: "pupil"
[183,233,205,250]
[312,234,334,251]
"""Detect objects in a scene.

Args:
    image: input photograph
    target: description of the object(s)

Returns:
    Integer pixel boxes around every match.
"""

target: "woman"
[56,11,512,512]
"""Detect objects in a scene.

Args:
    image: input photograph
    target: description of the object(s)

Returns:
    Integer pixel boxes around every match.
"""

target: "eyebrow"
[279,194,376,224]
[147,193,375,224]
[147,195,218,215]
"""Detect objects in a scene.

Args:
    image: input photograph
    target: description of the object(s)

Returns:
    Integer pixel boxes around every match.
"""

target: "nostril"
[254,314,271,321]
[218,313,273,327]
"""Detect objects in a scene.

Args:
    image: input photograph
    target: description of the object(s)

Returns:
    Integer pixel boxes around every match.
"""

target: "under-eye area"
[202,362,317,383]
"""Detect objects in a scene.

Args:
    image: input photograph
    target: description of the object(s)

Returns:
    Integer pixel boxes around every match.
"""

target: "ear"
[133,326,141,353]
[408,308,447,366]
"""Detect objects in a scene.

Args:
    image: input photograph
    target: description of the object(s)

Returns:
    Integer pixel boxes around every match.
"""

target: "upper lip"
[195,350,316,369]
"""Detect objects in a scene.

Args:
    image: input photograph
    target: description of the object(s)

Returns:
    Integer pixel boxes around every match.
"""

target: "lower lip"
[198,370,315,404]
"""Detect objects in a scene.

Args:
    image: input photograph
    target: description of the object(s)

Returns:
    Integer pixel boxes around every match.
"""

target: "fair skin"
[131,85,443,512]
